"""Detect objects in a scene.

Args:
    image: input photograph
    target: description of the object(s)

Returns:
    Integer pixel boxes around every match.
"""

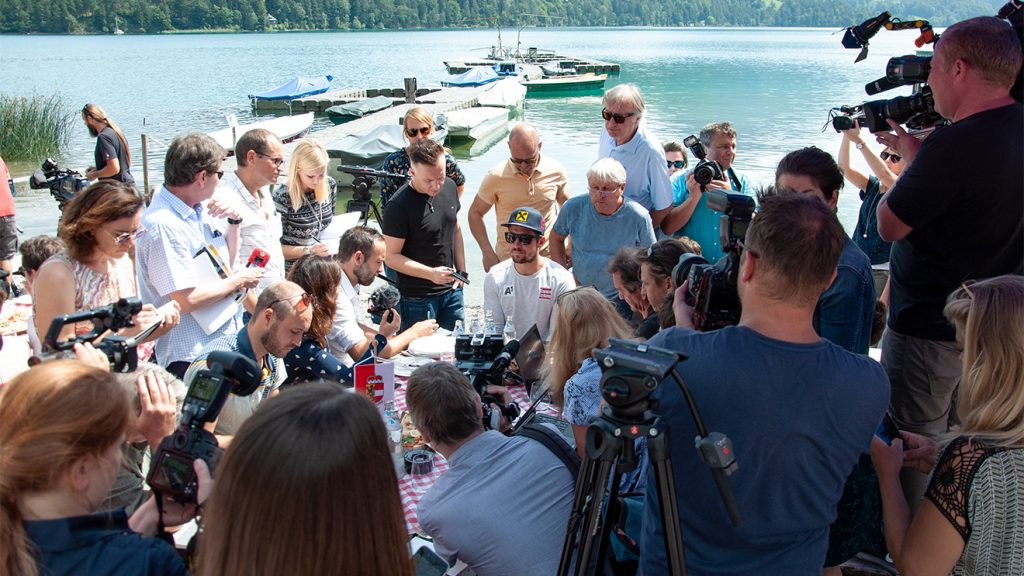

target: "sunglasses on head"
[601,109,638,124]
[667,160,685,169]
[880,151,902,163]
[268,292,315,313]
[405,126,431,137]
[505,231,539,245]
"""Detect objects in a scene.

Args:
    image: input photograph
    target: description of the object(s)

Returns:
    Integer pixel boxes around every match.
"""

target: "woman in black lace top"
[871,275,1024,575]
[273,139,337,273]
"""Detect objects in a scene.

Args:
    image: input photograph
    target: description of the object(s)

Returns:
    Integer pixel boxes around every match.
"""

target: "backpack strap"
[517,422,581,480]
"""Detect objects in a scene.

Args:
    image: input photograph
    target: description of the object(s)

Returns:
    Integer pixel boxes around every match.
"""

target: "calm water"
[3,28,921,305]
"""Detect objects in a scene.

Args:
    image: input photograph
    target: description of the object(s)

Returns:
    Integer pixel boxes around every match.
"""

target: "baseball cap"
[502,206,546,235]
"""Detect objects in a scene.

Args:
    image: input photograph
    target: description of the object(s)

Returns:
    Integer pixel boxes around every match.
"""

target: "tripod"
[557,339,742,576]
[337,164,407,226]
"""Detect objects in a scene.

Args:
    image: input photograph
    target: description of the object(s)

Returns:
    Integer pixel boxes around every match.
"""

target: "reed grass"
[0,93,74,162]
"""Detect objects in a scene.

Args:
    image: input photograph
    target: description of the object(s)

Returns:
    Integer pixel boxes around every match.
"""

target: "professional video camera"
[829,55,940,133]
[337,164,407,224]
[671,190,755,331]
[682,134,725,189]
[29,158,89,213]
[454,330,521,430]
[42,296,161,373]
[147,351,261,503]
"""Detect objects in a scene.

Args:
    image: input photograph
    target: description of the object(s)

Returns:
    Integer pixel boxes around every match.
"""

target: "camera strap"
[726,168,743,193]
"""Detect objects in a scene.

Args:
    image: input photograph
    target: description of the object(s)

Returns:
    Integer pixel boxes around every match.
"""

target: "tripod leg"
[574,452,617,576]
[648,423,687,575]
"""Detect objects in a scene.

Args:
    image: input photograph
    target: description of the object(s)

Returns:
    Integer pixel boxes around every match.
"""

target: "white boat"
[208,112,315,153]
[477,78,527,109]
[444,107,510,142]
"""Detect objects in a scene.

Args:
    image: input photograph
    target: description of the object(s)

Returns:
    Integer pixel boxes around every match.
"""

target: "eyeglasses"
[736,239,759,259]
[880,151,903,163]
[667,160,686,169]
[257,152,286,167]
[405,126,431,138]
[510,154,539,166]
[588,185,620,198]
[210,170,224,180]
[107,227,146,246]
[505,232,539,245]
[267,292,315,314]
[601,109,638,124]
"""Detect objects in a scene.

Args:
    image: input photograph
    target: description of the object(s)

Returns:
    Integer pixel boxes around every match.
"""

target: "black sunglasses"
[601,109,638,124]
[505,231,539,245]
[214,170,225,179]
[405,126,431,137]
[880,151,903,163]
[510,154,539,165]
[667,160,685,169]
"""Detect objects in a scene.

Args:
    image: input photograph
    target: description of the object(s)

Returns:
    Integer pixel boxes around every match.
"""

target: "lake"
[3,27,922,305]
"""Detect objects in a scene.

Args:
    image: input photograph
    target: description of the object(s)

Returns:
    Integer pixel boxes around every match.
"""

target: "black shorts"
[0,215,17,260]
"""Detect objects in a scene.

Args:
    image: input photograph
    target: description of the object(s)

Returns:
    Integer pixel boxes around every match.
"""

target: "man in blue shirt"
[641,193,889,575]
[662,122,753,261]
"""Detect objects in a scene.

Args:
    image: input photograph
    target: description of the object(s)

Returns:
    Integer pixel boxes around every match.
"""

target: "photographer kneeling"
[640,193,890,575]
[406,362,575,576]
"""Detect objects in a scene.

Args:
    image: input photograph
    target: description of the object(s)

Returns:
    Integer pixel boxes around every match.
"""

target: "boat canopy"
[249,75,334,101]
[325,96,394,119]
[442,66,499,87]
[477,78,527,108]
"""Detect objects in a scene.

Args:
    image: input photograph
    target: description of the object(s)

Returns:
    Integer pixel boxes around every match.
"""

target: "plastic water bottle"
[503,319,517,344]
[453,319,464,336]
[484,310,496,334]
[384,402,404,477]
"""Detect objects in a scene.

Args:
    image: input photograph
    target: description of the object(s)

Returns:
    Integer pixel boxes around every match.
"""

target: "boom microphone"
[369,283,401,317]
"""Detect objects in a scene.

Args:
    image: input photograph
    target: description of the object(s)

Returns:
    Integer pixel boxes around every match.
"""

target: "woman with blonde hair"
[273,138,336,273]
[380,106,465,206]
[81,103,134,184]
[546,286,634,454]
[872,274,1024,575]
[197,383,413,576]
[33,180,178,359]
[0,360,186,576]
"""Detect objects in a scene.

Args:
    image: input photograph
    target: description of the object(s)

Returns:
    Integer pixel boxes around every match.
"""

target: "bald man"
[468,123,569,272]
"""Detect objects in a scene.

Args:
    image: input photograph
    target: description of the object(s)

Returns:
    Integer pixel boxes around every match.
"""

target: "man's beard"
[355,263,377,286]
[511,250,537,265]
[260,321,290,357]
[87,125,99,137]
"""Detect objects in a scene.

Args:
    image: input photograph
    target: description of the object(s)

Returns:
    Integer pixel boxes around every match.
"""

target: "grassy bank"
[0,94,73,164]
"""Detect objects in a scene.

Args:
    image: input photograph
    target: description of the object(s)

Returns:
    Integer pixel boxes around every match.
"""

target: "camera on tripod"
[147,351,261,503]
[42,296,160,373]
[454,331,521,430]
[682,134,725,189]
[671,190,754,331]
[337,164,407,224]
[29,158,89,213]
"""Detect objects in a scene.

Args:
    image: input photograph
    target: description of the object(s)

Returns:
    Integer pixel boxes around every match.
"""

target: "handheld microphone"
[247,248,270,268]
[490,339,520,379]
[369,284,401,323]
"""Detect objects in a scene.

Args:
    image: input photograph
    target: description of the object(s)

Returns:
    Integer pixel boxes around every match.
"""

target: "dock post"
[404,78,418,103]
[141,134,150,204]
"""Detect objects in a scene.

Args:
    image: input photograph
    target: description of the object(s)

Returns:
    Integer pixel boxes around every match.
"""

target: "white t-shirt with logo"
[483,258,576,342]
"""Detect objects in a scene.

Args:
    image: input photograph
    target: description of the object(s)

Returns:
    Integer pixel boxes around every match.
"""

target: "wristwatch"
[227,217,243,225]
[855,143,864,150]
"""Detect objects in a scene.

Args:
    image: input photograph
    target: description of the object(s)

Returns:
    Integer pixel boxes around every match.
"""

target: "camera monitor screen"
[190,373,221,402]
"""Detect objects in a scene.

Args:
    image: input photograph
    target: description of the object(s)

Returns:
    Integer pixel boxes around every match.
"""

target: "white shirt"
[328,271,364,365]
[215,171,285,291]
[483,258,576,341]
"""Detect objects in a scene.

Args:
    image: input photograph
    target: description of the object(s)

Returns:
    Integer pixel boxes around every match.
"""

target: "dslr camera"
[147,351,261,503]
[454,331,521,430]
[671,190,755,331]
[42,296,160,373]
[683,134,725,189]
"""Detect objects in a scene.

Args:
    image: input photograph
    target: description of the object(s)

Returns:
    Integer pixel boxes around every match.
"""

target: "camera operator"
[874,16,1023,506]
[184,280,312,436]
[641,193,889,575]
[662,122,753,259]
[406,362,575,576]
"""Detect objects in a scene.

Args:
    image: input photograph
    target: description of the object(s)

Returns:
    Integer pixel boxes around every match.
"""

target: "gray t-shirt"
[418,431,575,576]
[482,258,576,342]
[552,195,656,298]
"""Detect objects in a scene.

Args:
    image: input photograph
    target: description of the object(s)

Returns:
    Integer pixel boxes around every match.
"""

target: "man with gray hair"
[597,84,673,228]
[468,123,569,272]
[214,128,286,291]
[662,121,753,261]
[137,133,264,379]
[550,158,656,302]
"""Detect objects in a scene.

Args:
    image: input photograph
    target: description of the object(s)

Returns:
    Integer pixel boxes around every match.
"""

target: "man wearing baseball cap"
[483,206,576,341]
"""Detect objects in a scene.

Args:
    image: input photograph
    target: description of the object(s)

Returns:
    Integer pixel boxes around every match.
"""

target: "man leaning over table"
[406,362,574,576]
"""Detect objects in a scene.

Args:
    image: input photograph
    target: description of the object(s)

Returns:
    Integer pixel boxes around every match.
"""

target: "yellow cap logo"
[515,210,529,222]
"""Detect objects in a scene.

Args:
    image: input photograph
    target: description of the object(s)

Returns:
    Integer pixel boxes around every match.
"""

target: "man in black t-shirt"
[82,103,135,184]
[382,139,466,331]
[875,16,1023,505]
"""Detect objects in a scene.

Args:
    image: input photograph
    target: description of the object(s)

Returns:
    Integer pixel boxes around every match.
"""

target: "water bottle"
[503,319,517,344]
[384,402,404,477]
[453,319,464,336]
[484,310,496,334]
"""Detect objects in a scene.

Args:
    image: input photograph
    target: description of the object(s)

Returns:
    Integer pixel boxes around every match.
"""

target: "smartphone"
[449,269,470,285]
[875,412,902,446]
[412,546,449,576]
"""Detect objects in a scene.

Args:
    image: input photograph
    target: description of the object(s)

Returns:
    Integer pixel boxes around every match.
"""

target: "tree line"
[0,0,1005,34]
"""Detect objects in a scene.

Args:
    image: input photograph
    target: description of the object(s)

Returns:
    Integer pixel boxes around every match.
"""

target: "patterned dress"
[272,178,337,273]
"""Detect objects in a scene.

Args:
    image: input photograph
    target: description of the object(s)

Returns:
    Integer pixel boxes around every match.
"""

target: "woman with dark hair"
[607,247,658,337]
[32,180,178,359]
[872,275,1024,575]
[282,254,355,386]
[0,360,187,576]
[636,238,694,332]
[380,106,465,206]
[198,382,414,576]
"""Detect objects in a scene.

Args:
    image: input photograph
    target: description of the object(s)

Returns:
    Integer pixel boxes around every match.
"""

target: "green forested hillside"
[0,0,1005,34]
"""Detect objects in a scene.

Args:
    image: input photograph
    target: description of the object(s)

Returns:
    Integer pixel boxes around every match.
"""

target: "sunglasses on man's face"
[880,151,903,163]
[601,109,637,124]
[505,232,539,245]
[406,126,431,137]
[667,160,685,169]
